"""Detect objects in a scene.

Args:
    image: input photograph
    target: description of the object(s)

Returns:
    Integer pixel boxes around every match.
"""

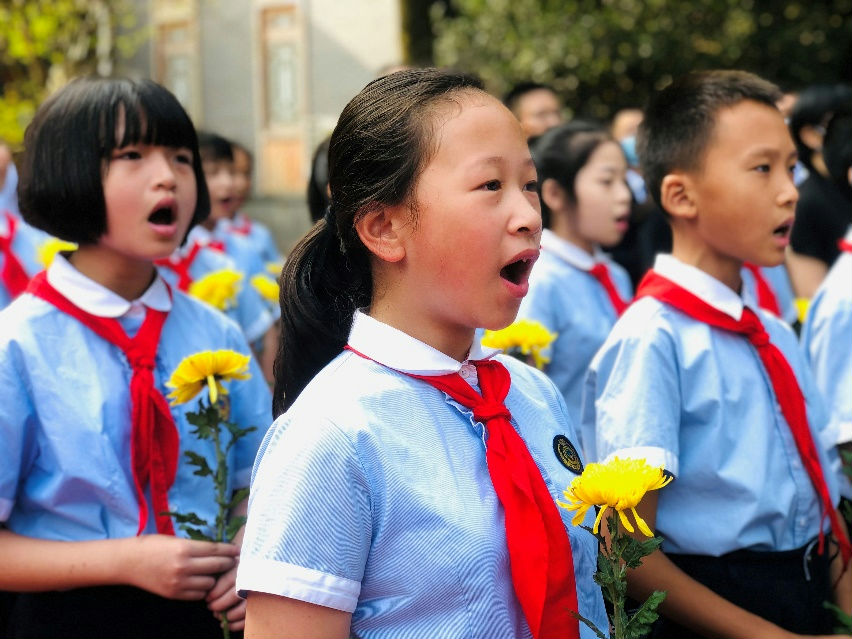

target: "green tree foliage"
[430,0,852,120]
[0,0,140,147]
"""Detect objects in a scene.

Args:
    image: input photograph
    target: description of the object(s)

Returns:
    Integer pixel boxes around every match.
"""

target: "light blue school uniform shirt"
[0,211,50,310]
[237,311,608,639]
[157,241,275,344]
[216,214,284,265]
[0,254,272,541]
[518,229,632,442]
[802,227,852,472]
[581,254,839,556]
[741,263,798,325]
[189,224,267,280]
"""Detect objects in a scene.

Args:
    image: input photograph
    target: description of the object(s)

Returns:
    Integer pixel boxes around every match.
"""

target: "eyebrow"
[744,146,798,161]
[467,156,536,169]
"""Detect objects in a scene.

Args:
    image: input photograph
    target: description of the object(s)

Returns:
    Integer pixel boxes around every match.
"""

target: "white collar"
[46,253,172,318]
[845,225,852,243]
[653,254,759,320]
[540,229,608,271]
[187,224,215,246]
[347,310,501,376]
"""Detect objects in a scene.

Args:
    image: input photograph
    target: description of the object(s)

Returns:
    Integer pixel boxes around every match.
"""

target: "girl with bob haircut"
[518,121,632,439]
[237,67,606,639]
[0,76,272,637]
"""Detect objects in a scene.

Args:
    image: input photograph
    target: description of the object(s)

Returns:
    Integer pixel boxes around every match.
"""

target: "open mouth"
[773,220,793,237]
[148,206,175,226]
[500,256,535,285]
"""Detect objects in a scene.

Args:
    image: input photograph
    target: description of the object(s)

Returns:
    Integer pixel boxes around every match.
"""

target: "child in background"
[582,70,850,636]
[188,133,266,279]
[0,77,272,637]
[801,109,852,500]
[237,68,607,639]
[184,132,278,381]
[0,143,47,310]
[517,121,632,437]
[218,141,284,265]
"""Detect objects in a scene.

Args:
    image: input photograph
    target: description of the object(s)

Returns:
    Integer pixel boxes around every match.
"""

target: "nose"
[152,149,177,189]
[511,189,543,237]
[616,178,632,205]
[777,171,799,208]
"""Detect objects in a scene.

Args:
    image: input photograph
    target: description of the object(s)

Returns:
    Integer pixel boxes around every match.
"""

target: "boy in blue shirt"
[582,70,851,636]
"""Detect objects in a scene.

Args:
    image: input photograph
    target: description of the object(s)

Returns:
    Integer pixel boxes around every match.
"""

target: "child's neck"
[670,234,743,293]
[69,247,157,302]
[548,217,596,256]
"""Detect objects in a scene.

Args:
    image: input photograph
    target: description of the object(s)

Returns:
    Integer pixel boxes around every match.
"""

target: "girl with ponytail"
[238,68,607,638]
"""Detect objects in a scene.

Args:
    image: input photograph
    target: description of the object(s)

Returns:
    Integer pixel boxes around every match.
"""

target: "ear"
[798,124,823,151]
[541,178,568,213]
[847,166,852,188]
[355,204,408,263]
[660,172,697,221]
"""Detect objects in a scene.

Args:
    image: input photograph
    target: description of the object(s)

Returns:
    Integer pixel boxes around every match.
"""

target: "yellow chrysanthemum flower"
[266,260,285,277]
[166,349,251,406]
[559,457,672,537]
[794,297,810,324]
[37,238,78,268]
[481,319,558,370]
[188,269,242,311]
[250,274,279,303]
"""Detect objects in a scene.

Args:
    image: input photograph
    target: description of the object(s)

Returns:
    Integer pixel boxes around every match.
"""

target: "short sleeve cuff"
[604,446,679,477]
[0,496,12,521]
[236,556,361,612]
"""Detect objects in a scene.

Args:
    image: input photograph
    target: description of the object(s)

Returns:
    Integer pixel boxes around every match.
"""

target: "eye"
[524,180,538,192]
[480,179,501,192]
[175,151,193,165]
[753,164,770,174]
[114,149,141,160]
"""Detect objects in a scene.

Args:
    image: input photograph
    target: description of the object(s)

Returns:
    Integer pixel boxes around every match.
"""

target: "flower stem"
[607,513,625,639]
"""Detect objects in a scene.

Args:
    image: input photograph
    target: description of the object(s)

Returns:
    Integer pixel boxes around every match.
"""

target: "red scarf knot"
[473,401,512,424]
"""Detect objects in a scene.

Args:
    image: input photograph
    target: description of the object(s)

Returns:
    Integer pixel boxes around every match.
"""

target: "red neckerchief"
[636,269,851,566]
[26,271,179,536]
[346,345,581,639]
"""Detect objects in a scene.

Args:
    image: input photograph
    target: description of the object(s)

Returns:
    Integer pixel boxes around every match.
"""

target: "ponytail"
[273,214,370,415]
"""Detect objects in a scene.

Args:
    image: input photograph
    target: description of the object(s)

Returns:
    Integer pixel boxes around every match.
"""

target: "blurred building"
[123,0,404,247]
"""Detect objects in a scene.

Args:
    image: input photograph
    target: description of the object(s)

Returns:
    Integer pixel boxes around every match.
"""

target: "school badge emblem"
[553,435,583,474]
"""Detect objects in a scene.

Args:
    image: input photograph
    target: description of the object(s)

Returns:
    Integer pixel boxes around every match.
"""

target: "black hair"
[637,70,781,213]
[503,82,558,115]
[274,67,486,415]
[18,76,209,244]
[307,136,331,223]
[823,107,852,198]
[197,131,234,164]
[789,83,852,171]
[530,120,611,228]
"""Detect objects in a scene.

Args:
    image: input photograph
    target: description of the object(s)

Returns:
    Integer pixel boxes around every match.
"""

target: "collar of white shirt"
[46,253,172,318]
[347,310,501,376]
[844,225,852,243]
[540,228,608,271]
[187,224,215,247]
[653,254,759,321]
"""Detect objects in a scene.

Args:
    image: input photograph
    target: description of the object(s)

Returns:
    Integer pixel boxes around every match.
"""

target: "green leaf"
[224,420,258,441]
[624,590,667,639]
[824,601,852,634]
[181,526,214,542]
[184,450,214,477]
[225,516,247,543]
[228,487,250,510]
[164,510,209,527]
